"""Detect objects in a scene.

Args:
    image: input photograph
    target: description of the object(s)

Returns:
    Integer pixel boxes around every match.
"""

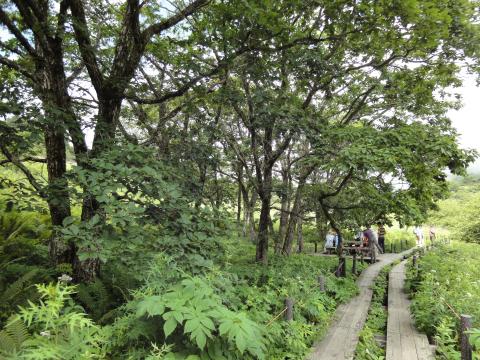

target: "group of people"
[324,224,438,255]
[324,223,386,254]
[413,225,436,246]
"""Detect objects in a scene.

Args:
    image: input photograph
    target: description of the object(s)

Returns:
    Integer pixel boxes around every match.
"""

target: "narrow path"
[307,250,413,360]
[386,261,434,360]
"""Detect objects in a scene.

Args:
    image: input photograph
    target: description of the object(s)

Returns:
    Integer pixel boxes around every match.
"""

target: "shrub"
[406,243,480,359]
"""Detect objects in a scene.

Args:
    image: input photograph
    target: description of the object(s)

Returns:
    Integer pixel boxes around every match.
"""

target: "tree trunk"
[77,96,123,281]
[35,38,74,266]
[316,208,328,251]
[256,195,271,264]
[44,124,70,260]
[268,215,275,238]
[276,168,290,254]
[297,207,304,253]
[255,167,272,264]
[242,188,249,238]
[236,165,242,231]
[243,189,257,242]
[81,95,122,220]
[282,178,306,255]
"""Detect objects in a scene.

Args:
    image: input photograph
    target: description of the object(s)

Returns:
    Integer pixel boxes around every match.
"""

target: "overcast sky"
[448,72,480,174]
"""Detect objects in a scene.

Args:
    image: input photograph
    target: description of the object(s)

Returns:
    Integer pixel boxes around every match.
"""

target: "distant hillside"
[429,174,480,242]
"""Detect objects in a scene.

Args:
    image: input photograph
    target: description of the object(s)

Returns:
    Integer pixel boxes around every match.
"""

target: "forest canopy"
[1,0,478,276]
[1,0,480,358]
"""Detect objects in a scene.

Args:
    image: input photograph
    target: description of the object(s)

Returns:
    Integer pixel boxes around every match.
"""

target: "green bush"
[383,227,417,253]
[0,282,109,359]
[406,243,480,359]
[0,207,53,326]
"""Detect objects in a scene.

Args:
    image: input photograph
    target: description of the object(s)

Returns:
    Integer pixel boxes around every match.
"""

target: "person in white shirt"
[413,226,423,246]
[324,229,336,251]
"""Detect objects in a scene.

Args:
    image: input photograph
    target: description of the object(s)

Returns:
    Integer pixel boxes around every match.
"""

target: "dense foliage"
[406,243,480,359]
[0,223,365,359]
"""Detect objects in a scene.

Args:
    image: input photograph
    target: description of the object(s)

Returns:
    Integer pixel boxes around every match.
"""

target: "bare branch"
[0,7,38,57]
[69,0,104,93]
[142,0,210,41]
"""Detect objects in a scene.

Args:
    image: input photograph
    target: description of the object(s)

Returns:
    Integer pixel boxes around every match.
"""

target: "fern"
[0,269,38,306]
[76,278,111,321]
[0,315,29,355]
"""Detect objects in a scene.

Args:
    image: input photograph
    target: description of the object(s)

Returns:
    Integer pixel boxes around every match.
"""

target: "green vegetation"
[406,243,480,359]
[429,175,480,243]
[1,0,480,358]
[0,213,366,359]
[384,228,417,253]
[355,265,392,360]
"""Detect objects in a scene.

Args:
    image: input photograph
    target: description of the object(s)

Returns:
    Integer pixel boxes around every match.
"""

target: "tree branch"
[142,0,210,41]
[0,56,36,81]
[0,7,38,57]
[0,144,47,198]
[69,0,104,93]
[319,168,354,199]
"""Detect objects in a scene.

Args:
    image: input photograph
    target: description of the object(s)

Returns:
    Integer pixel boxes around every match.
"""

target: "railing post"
[318,275,325,292]
[460,314,473,360]
[352,252,357,275]
[412,254,419,276]
[336,256,346,277]
[284,298,294,321]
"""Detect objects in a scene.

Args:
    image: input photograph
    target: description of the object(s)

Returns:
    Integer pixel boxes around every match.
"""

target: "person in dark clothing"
[377,223,386,253]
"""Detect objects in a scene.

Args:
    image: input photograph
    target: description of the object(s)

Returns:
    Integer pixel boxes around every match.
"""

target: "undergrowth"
[406,243,480,359]
[354,264,392,360]
[0,212,367,360]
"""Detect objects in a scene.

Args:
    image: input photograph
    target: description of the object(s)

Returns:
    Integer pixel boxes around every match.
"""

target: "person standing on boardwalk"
[429,225,436,244]
[377,223,386,253]
[364,225,383,262]
[413,226,423,246]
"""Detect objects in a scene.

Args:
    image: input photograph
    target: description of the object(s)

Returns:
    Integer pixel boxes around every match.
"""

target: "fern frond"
[0,269,39,305]
[5,316,28,346]
[0,330,16,354]
[0,316,28,355]
[5,222,26,243]
[77,278,111,321]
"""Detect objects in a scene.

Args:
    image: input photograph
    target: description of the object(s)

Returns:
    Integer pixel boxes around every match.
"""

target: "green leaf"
[62,216,75,227]
[136,296,164,318]
[195,331,206,350]
[235,333,246,354]
[184,318,200,334]
[164,317,177,338]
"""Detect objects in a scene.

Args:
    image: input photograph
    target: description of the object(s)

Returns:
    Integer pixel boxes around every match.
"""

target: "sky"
[447,72,480,174]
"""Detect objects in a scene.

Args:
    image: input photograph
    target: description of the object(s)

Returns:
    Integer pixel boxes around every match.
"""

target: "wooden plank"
[307,250,414,360]
[386,261,435,360]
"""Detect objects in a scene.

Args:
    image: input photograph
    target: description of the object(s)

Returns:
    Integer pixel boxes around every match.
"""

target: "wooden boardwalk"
[386,261,435,360]
[307,250,413,360]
